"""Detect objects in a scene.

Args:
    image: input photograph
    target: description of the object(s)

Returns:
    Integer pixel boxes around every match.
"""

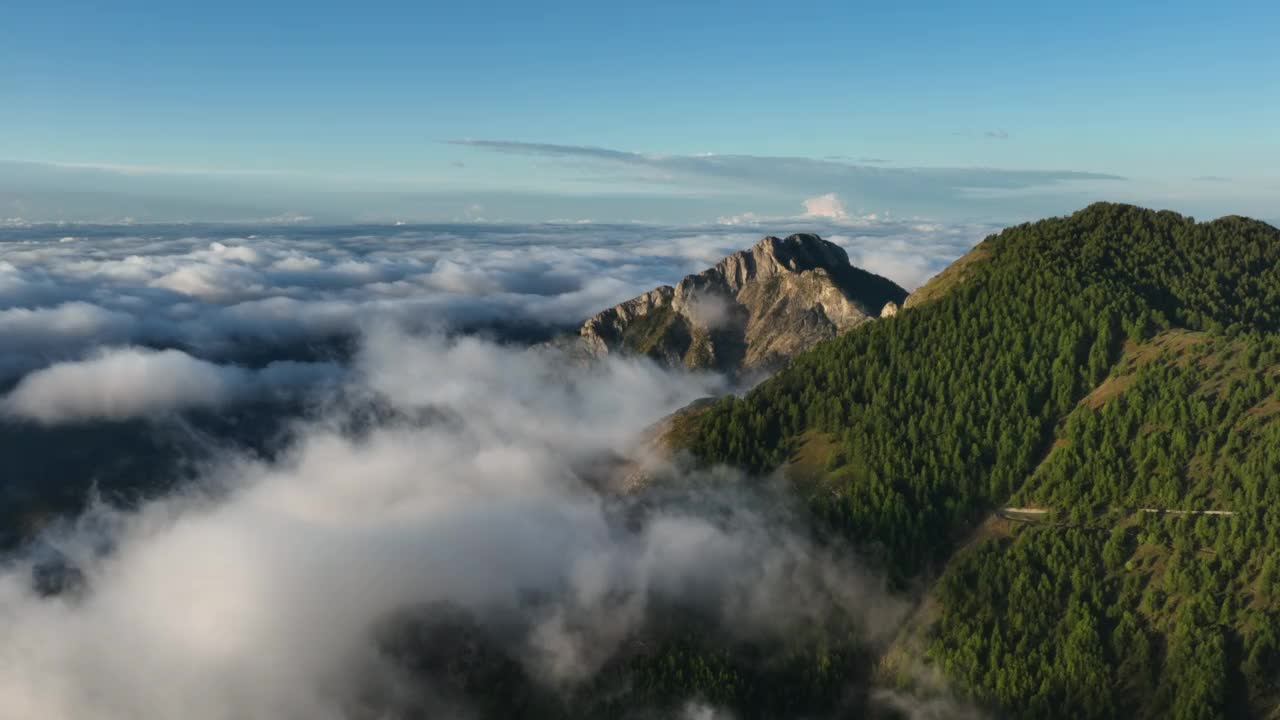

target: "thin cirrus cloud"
[4,147,1273,224]
[446,138,1124,217]
[822,155,889,164]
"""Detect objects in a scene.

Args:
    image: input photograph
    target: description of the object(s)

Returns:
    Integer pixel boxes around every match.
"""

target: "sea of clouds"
[0,218,993,384]
[0,218,995,718]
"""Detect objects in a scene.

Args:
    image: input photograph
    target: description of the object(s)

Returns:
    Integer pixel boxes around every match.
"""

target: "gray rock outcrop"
[574,233,907,374]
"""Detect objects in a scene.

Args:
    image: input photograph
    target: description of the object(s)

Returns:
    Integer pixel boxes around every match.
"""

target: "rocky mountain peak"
[571,233,907,374]
[753,233,852,273]
[690,234,852,294]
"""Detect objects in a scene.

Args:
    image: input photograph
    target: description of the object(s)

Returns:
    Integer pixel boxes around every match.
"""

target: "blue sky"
[2,0,1277,223]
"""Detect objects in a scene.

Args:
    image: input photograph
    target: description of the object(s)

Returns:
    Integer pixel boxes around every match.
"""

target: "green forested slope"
[676,203,1280,717]
[931,331,1280,719]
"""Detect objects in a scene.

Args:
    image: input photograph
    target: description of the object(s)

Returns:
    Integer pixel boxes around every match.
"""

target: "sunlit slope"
[673,203,1280,716]
[929,329,1280,719]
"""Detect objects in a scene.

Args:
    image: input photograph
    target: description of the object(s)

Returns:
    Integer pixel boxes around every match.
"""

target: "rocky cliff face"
[576,233,907,374]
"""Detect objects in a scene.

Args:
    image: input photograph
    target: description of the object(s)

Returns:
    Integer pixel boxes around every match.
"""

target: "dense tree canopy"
[679,203,1280,717]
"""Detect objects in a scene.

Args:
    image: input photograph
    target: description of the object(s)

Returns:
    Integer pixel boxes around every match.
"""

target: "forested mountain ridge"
[572,233,907,373]
[673,203,1280,718]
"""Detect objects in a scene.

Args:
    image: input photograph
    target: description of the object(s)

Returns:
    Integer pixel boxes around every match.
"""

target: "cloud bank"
[0,220,995,380]
[0,329,915,719]
[0,217,1003,717]
[2,347,340,424]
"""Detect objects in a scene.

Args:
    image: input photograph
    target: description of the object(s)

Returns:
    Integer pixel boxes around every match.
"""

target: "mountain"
[671,203,1280,718]
[9,204,1280,719]
[572,233,907,373]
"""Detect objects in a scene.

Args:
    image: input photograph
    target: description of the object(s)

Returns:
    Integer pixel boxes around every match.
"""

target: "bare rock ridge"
[576,233,907,373]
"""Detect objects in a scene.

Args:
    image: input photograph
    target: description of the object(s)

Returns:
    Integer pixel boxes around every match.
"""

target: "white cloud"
[2,347,340,424]
[681,292,735,330]
[0,221,993,378]
[0,303,139,376]
[714,211,764,226]
[802,192,850,220]
[0,301,136,344]
[0,330,913,718]
[0,215,1006,716]
[32,160,298,178]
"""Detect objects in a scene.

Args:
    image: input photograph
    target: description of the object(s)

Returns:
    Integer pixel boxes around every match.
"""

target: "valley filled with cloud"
[0,214,992,382]
[0,217,993,718]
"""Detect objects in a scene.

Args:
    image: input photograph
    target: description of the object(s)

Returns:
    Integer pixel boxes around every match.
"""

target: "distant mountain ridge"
[572,233,907,373]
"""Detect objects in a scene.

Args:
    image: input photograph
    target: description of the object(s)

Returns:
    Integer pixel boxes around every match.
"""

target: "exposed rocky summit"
[575,233,907,374]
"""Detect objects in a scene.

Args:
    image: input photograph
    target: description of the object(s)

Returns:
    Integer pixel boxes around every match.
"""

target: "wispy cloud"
[446,140,644,163]
[823,155,890,164]
[21,160,298,178]
[447,139,1123,217]
[447,139,1115,187]
[0,219,997,719]
[2,347,340,424]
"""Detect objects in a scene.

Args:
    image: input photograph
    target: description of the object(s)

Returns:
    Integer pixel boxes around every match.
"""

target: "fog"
[0,220,991,718]
[0,329,910,718]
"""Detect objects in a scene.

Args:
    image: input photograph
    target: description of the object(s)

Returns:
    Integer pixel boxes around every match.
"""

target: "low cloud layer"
[0,330,912,719]
[0,216,1000,717]
[2,347,340,424]
[0,219,994,380]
